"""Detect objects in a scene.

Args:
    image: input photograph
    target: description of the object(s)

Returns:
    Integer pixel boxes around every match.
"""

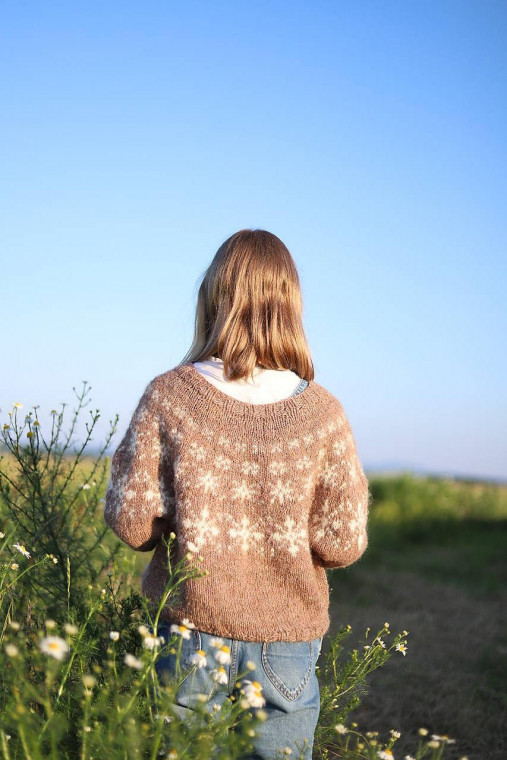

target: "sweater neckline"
[176,362,319,421]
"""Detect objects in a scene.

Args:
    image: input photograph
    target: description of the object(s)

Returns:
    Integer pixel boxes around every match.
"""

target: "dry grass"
[324,544,507,760]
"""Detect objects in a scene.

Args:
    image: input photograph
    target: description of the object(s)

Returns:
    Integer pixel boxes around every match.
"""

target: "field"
[325,475,507,760]
[1,404,505,760]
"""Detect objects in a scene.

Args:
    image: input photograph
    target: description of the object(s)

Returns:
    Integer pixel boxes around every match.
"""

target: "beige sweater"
[103,362,371,642]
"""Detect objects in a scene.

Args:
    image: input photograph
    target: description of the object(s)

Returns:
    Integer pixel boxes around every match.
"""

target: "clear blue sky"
[1,1,506,481]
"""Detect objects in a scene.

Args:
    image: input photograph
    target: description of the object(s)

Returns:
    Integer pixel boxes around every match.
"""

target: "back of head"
[180,229,314,382]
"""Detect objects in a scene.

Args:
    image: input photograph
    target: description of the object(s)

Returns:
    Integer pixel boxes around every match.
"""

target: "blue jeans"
[150,622,323,760]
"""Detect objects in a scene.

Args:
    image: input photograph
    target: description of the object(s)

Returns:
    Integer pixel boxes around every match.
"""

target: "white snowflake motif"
[332,440,347,457]
[215,455,232,471]
[268,461,288,477]
[302,433,315,446]
[218,435,232,447]
[241,461,260,476]
[232,480,257,502]
[316,426,328,441]
[187,442,207,462]
[269,479,294,506]
[317,461,341,489]
[271,517,308,557]
[295,455,312,471]
[270,442,284,455]
[287,439,300,450]
[196,471,221,494]
[309,498,334,541]
[181,505,220,552]
[228,515,264,554]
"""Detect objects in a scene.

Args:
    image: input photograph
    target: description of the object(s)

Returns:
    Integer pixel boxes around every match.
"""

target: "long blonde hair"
[179,229,315,382]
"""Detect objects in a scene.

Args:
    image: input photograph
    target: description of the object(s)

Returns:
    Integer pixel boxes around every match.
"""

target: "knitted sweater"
[103,362,371,642]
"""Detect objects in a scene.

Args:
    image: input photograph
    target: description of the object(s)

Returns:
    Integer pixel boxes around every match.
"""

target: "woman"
[103,228,371,759]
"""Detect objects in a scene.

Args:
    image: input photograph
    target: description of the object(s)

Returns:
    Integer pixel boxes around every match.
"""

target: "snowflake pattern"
[103,373,370,568]
[271,517,308,557]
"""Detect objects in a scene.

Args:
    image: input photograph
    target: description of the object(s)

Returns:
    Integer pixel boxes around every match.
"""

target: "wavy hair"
[179,229,315,381]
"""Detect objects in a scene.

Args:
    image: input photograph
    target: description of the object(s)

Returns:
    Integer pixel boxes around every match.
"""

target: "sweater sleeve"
[103,379,176,552]
[309,401,371,569]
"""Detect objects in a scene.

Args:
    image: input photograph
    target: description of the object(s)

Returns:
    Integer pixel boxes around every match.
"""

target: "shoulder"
[309,378,347,418]
[135,365,189,412]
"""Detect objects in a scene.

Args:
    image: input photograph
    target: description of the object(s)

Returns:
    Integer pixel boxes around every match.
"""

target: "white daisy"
[109,631,120,641]
[12,543,31,559]
[124,653,143,670]
[214,644,231,665]
[241,680,265,708]
[189,649,207,668]
[211,666,228,685]
[170,623,192,639]
[39,636,70,661]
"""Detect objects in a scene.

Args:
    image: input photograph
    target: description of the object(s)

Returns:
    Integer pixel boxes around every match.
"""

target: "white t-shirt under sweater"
[192,355,303,403]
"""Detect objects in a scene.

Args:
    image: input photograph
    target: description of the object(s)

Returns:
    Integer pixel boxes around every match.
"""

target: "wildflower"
[0,532,4,538]
[364,644,371,649]
[45,619,57,630]
[256,709,268,721]
[427,740,440,748]
[12,543,31,558]
[2,425,9,431]
[241,680,266,708]
[378,750,394,760]
[10,563,19,570]
[142,635,163,651]
[246,660,256,670]
[283,749,292,755]
[124,653,143,670]
[431,735,455,744]
[405,756,416,760]
[212,703,221,712]
[9,621,20,631]
[210,636,224,648]
[81,483,91,490]
[211,666,228,685]
[214,644,231,665]
[170,623,192,639]
[84,726,91,732]
[390,730,401,738]
[384,621,390,628]
[335,724,348,734]
[375,637,386,648]
[82,674,96,688]
[27,432,33,439]
[5,644,19,657]
[13,402,23,409]
[138,624,150,637]
[64,623,79,636]
[168,751,178,759]
[418,728,428,736]
[181,618,195,629]
[189,649,207,668]
[402,630,408,636]
[109,631,120,641]
[33,420,40,426]
[39,636,70,661]
[395,643,407,656]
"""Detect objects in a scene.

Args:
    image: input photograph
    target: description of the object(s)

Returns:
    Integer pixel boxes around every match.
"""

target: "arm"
[103,378,175,551]
[310,401,371,569]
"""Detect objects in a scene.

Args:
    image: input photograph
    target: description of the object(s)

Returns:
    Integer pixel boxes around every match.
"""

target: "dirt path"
[324,566,507,760]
